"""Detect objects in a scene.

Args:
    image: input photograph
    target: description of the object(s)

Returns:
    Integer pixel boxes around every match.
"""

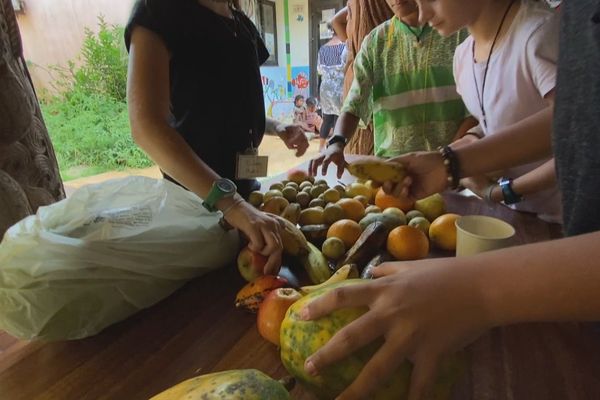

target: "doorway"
[308,0,344,98]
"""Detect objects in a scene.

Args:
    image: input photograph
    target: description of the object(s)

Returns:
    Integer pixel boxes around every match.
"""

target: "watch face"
[216,179,236,193]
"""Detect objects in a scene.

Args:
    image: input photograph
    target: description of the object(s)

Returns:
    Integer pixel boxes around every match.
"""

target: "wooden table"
[1,162,600,400]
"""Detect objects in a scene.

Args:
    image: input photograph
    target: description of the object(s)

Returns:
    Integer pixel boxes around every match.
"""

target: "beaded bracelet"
[221,196,245,217]
[439,145,461,190]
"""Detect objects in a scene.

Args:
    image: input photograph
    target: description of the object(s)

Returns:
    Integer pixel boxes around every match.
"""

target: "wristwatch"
[499,177,523,205]
[327,135,347,148]
[202,178,238,212]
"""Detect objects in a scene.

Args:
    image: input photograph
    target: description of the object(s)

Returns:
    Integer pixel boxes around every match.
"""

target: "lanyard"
[471,0,516,130]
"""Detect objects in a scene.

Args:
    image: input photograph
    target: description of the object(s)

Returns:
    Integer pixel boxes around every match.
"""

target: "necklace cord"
[471,0,516,129]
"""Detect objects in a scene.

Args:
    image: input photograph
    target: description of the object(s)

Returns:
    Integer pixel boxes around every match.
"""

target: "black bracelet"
[439,145,461,190]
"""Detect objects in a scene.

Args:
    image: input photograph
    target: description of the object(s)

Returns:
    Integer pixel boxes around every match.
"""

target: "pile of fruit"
[243,160,460,281]
[151,160,465,400]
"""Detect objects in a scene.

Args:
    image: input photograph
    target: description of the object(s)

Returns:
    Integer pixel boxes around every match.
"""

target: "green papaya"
[150,369,293,400]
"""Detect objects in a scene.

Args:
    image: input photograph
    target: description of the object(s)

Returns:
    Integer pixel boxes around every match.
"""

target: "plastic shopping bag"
[0,177,239,340]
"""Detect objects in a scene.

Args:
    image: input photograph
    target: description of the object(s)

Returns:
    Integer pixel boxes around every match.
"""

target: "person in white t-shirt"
[449,0,562,223]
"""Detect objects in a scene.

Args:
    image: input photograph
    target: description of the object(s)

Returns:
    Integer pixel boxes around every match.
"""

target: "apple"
[257,288,302,346]
[237,246,268,282]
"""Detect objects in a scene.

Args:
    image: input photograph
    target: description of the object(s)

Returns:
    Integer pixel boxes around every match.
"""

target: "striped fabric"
[343,17,469,157]
[318,43,345,66]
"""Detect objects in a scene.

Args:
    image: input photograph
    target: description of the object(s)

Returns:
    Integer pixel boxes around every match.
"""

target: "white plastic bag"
[0,177,239,340]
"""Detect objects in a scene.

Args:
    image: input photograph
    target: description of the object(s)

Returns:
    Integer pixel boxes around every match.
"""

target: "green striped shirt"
[343,17,468,157]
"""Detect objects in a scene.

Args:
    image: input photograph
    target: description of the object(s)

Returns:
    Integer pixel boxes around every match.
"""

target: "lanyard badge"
[235,130,268,179]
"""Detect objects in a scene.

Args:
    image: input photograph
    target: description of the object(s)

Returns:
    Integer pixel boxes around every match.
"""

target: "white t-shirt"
[454,0,562,223]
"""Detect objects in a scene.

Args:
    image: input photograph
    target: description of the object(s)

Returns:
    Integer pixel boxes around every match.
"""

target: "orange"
[336,198,365,222]
[429,213,460,251]
[374,188,414,212]
[386,225,429,261]
[327,219,362,249]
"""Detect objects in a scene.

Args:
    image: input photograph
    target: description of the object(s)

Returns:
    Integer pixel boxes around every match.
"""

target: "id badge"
[236,148,268,179]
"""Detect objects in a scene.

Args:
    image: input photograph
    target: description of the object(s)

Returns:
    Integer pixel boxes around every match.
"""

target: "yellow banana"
[347,159,405,183]
[300,264,353,294]
[300,242,332,285]
[271,214,310,257]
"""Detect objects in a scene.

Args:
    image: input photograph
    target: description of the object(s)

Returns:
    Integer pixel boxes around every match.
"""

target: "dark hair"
[294,95,305,105]
[306,97,318,107]
[327,21,334,32]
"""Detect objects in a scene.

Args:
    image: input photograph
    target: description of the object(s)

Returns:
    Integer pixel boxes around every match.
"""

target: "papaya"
[280,280,467,400]
[150,369,293,400]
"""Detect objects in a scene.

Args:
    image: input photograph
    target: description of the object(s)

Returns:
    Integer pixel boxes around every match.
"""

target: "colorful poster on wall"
[291,66,310,99]
[260,67,287,116]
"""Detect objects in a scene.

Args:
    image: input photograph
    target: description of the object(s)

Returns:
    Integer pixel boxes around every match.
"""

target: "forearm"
[488,158,557,202]
[466,232,600,326]
[333,111,360,141]
[514,159,557,194]
[452,117,480,141]
[455,107,554,177]
[130,119,221,199]
[331,7,348,42]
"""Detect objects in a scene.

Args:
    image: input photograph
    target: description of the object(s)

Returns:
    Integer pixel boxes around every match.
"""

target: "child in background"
[293,95,306,126]
[304,97,323,138]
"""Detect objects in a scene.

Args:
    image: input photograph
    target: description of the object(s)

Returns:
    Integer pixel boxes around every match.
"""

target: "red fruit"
[237,246,268,282]
[235,275,289,313]
[257,288,302,346]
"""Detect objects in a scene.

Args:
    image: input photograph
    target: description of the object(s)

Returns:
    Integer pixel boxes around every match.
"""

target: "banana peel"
[300,242,332,285]
[337,221,389,272]
[361,251,393,279]
[347,159,406,183]
[300,264,353,294]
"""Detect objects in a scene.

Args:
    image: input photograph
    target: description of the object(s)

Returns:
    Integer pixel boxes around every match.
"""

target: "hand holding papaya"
[301,258,490,400]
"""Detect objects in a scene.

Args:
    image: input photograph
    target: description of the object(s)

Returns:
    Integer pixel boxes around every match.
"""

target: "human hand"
[451,133,480,149]
[224,200,282,275]
[277,123,310,157]
[383,151,448,201]
[308,142,347,178]
[301,259,489,400]
[459,175,494,198]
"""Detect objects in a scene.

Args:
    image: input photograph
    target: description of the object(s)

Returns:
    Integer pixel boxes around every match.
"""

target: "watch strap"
[499,177,522,205]
[327,135,347,148]
[203,179,237,212]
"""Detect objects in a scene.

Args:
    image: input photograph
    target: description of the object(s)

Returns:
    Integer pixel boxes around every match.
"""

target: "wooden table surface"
[1,161,600,399]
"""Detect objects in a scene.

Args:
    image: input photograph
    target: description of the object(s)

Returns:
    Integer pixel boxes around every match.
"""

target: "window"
[257,0,278,66]
[12,0,24,12]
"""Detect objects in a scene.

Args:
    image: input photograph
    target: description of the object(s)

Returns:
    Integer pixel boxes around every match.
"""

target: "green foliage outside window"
[41,16,152,181]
